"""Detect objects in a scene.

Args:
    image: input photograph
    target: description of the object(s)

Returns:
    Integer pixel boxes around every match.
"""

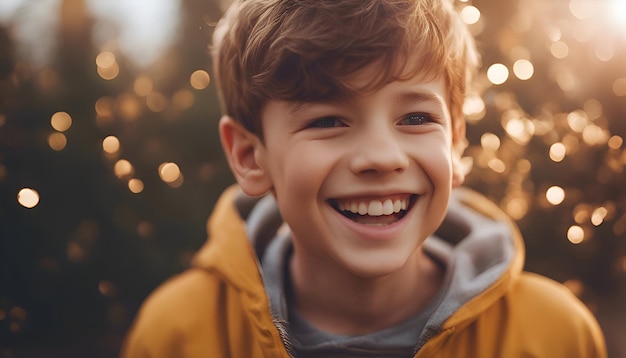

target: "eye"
[308,116,346,128]
[399,113,435,126]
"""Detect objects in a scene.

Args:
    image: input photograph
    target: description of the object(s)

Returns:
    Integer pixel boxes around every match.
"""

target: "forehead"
[287,74,450,116]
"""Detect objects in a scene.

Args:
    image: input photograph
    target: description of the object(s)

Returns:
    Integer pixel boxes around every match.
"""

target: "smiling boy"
[122,0,607,357]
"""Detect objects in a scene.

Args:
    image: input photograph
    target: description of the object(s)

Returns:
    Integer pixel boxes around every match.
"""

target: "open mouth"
[329,195,417,226]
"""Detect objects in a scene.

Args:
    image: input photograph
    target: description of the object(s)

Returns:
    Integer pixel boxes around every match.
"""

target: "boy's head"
[214,0,481,278]
[212,0,480,154]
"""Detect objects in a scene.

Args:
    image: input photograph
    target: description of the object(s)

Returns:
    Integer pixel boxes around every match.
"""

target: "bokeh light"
[613,78,626,96]
[159,162,181,183]
[128,178,144,193]
[480,132,501,151]
[50,111,72,132]
[546,186,566,206]
[567,225,585,244]
[96,51,120,80]
[569,0,595,20]
[117,93,142,121]
[549,142,567,162]
[460,5,481,25]
[146,92,168,112]
[17,188,40,209]
[582,124,609,146]
[190,70,210,90]
[48,132,67,151]
[95,51,115,68]
[608,135,623,149]
[487,158,506,173]
[550,41,569,59]
[567,110,588,133]
[512,59,534,80]
[462,95,486,121]
[114,159,134,179]
[172,89,195,110]
[591,206,609,226]
[133,76,153,97]
[102,136,120,154]
[487,63,509,85]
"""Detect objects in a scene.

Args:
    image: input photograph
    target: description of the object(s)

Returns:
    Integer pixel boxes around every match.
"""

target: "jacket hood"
[192,185,525,338]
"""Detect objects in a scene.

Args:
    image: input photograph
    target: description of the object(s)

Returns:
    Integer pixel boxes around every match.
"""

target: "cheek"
[409,136,453,180]
[269,143,338,199]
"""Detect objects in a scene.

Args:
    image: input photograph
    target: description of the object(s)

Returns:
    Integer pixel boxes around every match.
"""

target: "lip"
[326,194,418,242]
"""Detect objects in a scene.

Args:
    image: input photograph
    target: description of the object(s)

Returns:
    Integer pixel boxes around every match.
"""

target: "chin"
[341,253,412,279]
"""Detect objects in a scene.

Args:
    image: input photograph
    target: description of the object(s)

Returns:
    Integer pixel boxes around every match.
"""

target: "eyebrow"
[288,91,446,114]
[288,99,349,115]
[289,102,313,114]
[393,91,446,109]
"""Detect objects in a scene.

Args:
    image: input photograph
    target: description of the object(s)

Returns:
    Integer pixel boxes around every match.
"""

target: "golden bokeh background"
[0,0,625,356]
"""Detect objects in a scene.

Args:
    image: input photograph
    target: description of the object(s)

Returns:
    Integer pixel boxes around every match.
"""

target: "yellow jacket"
[122,186,606,357]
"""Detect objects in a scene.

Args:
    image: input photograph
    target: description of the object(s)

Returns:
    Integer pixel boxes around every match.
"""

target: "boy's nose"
[349,129,410,175]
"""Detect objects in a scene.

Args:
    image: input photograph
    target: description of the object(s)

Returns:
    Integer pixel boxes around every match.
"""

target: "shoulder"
[502,272,607,356]
[120,269,234,357]
[131,268,238,328]
[510,272,592,318]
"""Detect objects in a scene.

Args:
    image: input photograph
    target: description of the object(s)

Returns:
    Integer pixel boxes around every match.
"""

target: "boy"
[122,0,607,357]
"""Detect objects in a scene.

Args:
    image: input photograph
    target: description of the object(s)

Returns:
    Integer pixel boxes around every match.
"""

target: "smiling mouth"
[329,195,417,226]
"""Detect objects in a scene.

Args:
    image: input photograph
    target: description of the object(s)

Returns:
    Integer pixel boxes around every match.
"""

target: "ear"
[219,115,272,196]
[451,118,468,188]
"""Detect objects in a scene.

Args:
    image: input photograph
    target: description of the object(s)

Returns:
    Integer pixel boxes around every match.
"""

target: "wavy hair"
[212,0,479,151]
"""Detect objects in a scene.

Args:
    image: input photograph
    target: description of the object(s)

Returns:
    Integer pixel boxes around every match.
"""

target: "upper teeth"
[337,198,408,216]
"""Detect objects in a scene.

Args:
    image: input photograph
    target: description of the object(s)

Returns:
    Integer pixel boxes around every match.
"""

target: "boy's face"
[250,69,457,278]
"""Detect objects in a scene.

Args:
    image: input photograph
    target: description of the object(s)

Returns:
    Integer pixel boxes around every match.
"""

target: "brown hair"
[212,0,479,150]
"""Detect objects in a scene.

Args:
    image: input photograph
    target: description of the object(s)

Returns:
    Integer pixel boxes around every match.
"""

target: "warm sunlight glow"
[609,0,626,31]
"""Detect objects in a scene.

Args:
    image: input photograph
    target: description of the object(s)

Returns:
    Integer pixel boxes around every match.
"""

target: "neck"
[288,247,443,335]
